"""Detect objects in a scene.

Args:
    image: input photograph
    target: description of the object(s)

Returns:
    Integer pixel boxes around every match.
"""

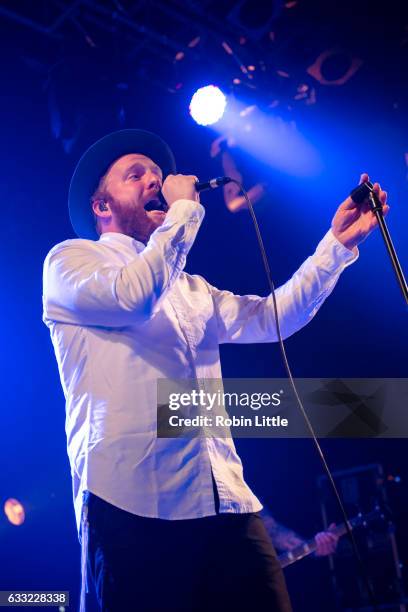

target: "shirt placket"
[167,283,231,511]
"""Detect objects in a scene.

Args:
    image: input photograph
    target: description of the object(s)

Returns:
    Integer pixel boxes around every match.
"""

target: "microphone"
[350,180,374,204]
[156,176,233,210]
[350,180,384,213]
[195,176,232,192]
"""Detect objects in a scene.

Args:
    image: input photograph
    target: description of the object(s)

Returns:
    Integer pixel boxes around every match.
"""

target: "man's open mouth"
[144,199,168,212]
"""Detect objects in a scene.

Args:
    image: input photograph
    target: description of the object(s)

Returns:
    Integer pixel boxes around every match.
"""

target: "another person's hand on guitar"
[314,523,338,556]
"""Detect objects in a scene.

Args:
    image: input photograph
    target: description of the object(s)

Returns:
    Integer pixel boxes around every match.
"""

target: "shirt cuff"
[165,199,205,226]
[314,228,359,273]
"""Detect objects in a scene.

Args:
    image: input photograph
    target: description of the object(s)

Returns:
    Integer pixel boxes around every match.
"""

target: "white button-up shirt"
[43,199,357,532]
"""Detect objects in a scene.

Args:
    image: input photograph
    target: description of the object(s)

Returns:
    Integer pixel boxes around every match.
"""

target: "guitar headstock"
[348,505,387,531]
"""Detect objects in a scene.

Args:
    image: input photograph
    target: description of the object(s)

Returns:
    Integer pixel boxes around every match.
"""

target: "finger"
[315,536,323,555]
[319,536,330,548]
[316,540,332,556]
[371,203,390,227]
[327,533,339,545]
[342,175,369,211]
[323,533,337,545]
[182,175,199,184]
[163,174,177,182]
[380,190,387,204]
[343,173,369,209]
[318,532,337,545]
[341,195,359,211]
[320,536,337,552]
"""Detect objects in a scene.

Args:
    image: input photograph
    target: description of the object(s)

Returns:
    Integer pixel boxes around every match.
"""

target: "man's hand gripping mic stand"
[350,181,408,306]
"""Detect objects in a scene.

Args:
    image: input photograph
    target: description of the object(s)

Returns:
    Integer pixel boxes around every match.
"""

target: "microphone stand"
[350,181,408,306]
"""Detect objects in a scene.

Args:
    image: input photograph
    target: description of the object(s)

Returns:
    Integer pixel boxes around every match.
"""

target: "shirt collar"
[98,232,145,253]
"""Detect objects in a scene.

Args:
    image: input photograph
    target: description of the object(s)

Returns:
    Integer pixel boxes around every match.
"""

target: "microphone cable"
[228,178,378,610]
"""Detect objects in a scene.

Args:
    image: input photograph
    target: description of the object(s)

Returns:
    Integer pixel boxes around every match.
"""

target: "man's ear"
[92,199,110,215]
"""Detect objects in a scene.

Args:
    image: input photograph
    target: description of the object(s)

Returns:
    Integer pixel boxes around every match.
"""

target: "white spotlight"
[189,85,227,126]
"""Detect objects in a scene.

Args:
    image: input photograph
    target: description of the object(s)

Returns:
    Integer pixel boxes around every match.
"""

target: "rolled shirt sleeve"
[43,199,204,327]
[207,229,358,343]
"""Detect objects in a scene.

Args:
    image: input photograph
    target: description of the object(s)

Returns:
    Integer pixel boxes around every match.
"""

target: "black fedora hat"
[68,129,177,240]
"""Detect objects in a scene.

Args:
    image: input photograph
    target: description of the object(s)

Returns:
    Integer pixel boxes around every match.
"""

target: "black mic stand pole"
[350,181,408,306]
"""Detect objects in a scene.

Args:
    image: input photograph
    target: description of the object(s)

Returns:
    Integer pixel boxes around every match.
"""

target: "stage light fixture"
[228,0,283,41]
[189,85,226,126]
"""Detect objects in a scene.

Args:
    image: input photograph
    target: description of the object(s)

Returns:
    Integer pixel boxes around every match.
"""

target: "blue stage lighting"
[189,85,227,126]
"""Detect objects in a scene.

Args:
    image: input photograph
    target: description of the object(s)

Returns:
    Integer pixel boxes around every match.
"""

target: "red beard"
[109,198,161,244]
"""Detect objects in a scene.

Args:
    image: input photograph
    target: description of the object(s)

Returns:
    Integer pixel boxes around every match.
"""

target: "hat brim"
[68,129,177,240]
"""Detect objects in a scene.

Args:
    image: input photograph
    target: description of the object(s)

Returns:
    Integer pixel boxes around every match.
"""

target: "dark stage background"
[1,1,407,610]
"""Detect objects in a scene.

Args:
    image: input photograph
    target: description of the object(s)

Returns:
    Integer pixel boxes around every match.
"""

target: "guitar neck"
[278,523,348,568]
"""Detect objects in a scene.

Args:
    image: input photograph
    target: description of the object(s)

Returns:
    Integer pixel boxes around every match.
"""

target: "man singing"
[42,129,388,612]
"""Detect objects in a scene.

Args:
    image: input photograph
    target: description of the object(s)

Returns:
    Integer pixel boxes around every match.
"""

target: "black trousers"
[86,492,292,612]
